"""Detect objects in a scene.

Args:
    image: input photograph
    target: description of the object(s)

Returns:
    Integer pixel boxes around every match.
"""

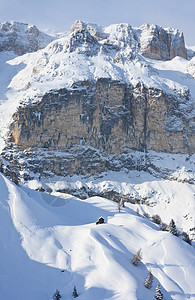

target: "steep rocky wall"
[10,79,194,155]
[139,24,187,60]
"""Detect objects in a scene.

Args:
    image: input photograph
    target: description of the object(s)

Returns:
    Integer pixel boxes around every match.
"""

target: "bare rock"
[139,24,187,60]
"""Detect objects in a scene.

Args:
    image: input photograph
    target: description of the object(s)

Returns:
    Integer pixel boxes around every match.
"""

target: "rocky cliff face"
[0,21,54,55]
[139,24,187,60]
[10,79,194,154]
[1,78,192,180]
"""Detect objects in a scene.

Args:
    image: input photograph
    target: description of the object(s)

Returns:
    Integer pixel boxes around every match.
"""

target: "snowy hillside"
[0,172,194,300]
[26,165,195,239]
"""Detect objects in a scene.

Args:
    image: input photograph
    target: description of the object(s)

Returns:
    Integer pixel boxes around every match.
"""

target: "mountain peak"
[0,20,54,55]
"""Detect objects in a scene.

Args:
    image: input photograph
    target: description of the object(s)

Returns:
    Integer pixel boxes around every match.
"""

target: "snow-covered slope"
[0,172,194,300]
[25,159,195,240]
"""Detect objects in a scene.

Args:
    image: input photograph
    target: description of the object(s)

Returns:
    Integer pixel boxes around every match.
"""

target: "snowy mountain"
[0,20,195,299]
[0,21,54,55]
[0,172,194,299]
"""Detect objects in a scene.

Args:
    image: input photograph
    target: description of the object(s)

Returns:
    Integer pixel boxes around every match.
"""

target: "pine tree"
[144,269,153,289]
[155,283,163,299]
[131,248,142,266]
[182,232,191,244]
[53,289,61,300]
[72,286,78,298]
[168,219,178,236]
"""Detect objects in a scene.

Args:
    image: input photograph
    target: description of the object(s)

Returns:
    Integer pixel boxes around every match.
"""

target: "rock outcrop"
[0,21,54,55]
[9,79,194,155]
[1,79,191,180]
[72,20,187,60]
[139,24,187,60]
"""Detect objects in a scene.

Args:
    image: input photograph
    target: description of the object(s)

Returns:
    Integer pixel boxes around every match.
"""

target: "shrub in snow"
[144,269,153,289]
[155,283,163,299]
[152,214,161,225]
[182,232,191,245]
[72,286,78,298]
[168,219,178,236]
[160,222,168,231]
[118,199,124,212]
[131,248,142,266]
[10,171,19,185]
[53,289,61,300]
[117,201,121,212]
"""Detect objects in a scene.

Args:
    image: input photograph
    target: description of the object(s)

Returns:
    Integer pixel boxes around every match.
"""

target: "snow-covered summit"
[5,20,194,104]
[0,21,54,55]
[70,20,187,60]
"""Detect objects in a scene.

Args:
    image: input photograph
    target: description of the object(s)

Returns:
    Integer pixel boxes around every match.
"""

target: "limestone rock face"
[139,24,187,60]
[0,21,54,55]
[10,79,194,155]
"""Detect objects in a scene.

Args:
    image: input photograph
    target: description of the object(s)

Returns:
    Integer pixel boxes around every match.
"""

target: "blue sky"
[0,0,195,45]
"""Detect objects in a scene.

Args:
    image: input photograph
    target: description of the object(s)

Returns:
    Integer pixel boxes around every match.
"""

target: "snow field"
[0,173,194,299]
[36,169,195,237]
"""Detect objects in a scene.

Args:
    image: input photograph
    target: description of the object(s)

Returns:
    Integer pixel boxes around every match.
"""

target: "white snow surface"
[28,165,195,238]
[0,21,195,150]
[0,172,195,300]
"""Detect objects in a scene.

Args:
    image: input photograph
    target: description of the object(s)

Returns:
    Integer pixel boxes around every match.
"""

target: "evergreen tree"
[168,219,178,236]
[182,232,191,244]
[72,286,78,298]
[144,269,153,289]
[53,289,61,300]
[131,248,142,266]
[155,284,163,299]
